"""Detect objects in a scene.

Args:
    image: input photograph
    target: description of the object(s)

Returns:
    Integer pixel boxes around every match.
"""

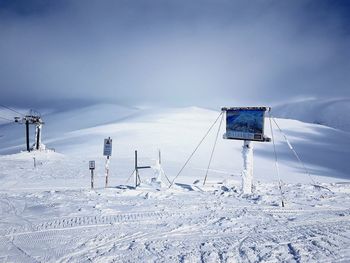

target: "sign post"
[89,160,95,189]
[134,150,151,188]
[103,137,112,188]
[222,107,270,194]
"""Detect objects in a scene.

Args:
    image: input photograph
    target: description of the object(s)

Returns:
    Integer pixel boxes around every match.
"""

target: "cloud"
[0,0,349,109]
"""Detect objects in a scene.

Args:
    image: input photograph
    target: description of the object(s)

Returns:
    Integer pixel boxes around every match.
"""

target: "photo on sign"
[225,109,265,141]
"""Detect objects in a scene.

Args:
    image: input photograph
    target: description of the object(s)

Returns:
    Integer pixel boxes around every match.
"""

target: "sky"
[0,0,349,109]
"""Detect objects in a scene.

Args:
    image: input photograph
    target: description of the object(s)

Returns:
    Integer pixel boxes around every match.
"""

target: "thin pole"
[272,117,316,185]
[25,119,30,152]
[105,155,110,188]
[269,114,285,207]
[135,150,138,188]
[91,170,94,189]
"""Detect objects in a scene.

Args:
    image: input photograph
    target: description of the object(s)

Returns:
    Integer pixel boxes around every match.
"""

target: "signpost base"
[242,140,253,194]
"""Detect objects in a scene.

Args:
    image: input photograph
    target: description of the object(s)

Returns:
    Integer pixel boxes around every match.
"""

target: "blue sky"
[0,0,349,108]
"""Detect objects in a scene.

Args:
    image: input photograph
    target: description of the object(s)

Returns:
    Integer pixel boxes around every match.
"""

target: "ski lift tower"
[221,107,271,194]
[15,110,45,152]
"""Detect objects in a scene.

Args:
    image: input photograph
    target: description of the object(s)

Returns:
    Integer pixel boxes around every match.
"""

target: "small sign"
[89,161,95,170]
[103,137,113,156]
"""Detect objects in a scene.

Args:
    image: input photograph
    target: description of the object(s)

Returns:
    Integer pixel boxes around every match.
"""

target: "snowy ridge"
[273,98,350,132]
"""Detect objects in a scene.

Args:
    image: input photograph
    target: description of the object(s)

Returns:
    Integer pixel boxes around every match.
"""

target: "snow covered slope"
[0,104,350,262]
[1,104,350,185]
[273,98,350,132]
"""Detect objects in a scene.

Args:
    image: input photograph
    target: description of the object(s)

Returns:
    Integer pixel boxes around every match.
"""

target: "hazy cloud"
[0,0,349,109]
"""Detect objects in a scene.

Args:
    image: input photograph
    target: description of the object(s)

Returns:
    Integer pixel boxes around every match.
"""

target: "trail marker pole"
[103,137,113,188]
[135,150,138,187]
[89,161,95,189]
[105,156,110,188]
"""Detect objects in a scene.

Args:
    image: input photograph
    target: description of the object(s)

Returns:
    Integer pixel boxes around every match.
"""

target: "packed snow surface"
[0,105,349,262]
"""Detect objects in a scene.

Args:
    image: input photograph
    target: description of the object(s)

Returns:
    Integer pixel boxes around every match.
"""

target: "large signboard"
[103,138,113,156]
[222,107,270,142]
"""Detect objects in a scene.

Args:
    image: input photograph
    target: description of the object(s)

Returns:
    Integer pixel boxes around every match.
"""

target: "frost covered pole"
[105,156,110,188]
[35,123,42,150]
[242,140,253,194]
[103,137,112,188]
[89,161,95,189]
[135,150,138,188]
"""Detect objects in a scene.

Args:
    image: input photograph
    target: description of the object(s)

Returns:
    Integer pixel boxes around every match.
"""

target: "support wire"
[271,116,332,192]
[203,112,224,185]
[268,112,285,207]
[169,111,223,188]
[271,116,316,185]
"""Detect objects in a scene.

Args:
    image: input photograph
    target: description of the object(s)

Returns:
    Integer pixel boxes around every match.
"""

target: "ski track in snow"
[1,185,350,262]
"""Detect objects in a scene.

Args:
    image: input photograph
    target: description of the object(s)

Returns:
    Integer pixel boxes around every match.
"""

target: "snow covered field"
[0,105,350,262]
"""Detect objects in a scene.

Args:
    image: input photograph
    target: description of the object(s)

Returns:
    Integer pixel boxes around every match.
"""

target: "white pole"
[105,156,110,188]
[242,140,253,194]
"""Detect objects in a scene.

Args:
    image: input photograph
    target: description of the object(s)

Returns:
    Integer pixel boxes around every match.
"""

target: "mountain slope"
[273,98,350,132]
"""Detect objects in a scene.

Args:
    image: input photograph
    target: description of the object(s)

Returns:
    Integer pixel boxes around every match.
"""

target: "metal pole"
[135,150,138,188]
[36,125,40,150]
[91,170,94,189]
[105,155,109,188]
[25,119,30,152]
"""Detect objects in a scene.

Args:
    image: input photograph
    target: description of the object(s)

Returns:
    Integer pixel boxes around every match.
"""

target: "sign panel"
[222,107,269,141]
[89,160,95,170]
[103,138,113,156]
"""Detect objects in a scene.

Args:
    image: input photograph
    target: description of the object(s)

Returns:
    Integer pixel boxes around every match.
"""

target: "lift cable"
[203,112,224,186]
[0,115,14,122]
[0,104,25,117]
[169,111,223,188]
[268,112,285,207]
